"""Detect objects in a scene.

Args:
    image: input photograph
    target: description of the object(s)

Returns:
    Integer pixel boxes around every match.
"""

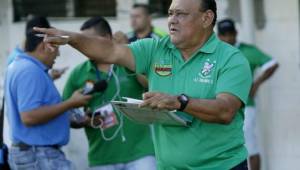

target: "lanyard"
[94,63,114,82]
[92,63,116,104]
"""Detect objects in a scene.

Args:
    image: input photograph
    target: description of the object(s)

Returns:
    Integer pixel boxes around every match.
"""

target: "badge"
[154,64,172,76]
[93,104,118,130]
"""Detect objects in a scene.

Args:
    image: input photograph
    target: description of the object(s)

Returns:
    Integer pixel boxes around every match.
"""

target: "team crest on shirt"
[154,63,172,76]
[201,61,215,77]
[194,59,216,84]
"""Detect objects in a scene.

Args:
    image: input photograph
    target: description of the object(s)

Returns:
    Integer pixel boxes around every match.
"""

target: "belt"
[12,142,60,151]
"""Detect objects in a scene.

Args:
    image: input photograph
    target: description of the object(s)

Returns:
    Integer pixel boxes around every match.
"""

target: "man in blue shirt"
[7,47,23,65]
[5,17,91,170]
[7,46,67,80]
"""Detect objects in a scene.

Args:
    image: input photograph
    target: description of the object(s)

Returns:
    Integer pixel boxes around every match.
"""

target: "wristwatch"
[177,94,189,111]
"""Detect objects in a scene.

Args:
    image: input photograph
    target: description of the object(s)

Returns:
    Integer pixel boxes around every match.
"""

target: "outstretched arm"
[34,27,136,71]
[250,61,279,98]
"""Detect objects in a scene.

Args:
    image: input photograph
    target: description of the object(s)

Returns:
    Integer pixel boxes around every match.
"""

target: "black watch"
[177,94,189,111]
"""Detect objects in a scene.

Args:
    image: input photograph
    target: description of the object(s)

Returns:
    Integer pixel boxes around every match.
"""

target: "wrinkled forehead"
[169,0,201,12]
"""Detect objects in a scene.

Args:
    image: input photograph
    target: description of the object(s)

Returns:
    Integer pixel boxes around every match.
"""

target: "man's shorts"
[243,106,260,156]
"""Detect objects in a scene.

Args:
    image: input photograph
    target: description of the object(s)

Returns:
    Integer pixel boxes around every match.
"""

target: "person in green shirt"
[35,0,252,169]
[217,19,279,170]
[127,3,167,43]
[62,17,155,170]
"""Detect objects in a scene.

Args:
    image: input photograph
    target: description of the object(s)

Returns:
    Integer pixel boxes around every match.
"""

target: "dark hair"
[132,3,151,16]
[80,16,112,37]
[25,16,51,52]
[200,0,217,26]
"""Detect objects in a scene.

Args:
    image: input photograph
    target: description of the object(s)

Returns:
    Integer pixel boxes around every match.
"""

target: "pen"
[35,34,70,39]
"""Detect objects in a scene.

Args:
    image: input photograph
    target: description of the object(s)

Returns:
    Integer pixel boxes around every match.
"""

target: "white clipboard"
[111,97,191,127]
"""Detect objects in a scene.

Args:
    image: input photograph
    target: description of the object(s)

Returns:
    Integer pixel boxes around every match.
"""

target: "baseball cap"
[217,19,236,35]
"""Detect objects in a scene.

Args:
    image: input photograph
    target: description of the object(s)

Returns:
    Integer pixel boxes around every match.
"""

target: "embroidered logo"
[201,62,214,77]
[194,59,216,84]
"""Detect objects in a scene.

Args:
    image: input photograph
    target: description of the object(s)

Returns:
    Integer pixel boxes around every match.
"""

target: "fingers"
[140,92,167,109]
[33,27,56,35]
[74,89,83,94]
[140,95,160,108]
[140,92,179,110]
[140,92,157,107]
[34,27,70,46]
[75,89,84,94]
[84,95,93,100]
[44,36,69,45]
[142,92,157,100]
[73,89,92,100]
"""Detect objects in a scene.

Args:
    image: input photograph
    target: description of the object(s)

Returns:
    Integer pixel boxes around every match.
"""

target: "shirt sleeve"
[216,51,252,105]
[16,69,47,112]
[251,46,272,66]
[128,38,158,76]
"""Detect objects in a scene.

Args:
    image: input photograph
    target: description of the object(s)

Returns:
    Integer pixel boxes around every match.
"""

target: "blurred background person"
[217,18,279,170]
[63,16,156,170]
[5,16,91,170]
[127,3,167,43]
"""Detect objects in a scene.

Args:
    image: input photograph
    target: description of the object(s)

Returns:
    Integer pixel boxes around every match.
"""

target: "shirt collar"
[166,32,219,54]
[86,60,97,72]
[133,27,154,40]
[17,53,49,72]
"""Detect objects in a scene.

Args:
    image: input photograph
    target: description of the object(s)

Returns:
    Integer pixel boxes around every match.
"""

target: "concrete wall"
[0,0,10,96]
[218,0,300,169]
[255,0,300,169]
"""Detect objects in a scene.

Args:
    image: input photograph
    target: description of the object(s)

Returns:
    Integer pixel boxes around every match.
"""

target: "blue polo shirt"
[5,53,70,146]
[7,46,23,65]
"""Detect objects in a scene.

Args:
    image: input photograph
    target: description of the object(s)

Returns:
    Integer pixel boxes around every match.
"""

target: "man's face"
[218,32,237,46]
[43,44,59,68]
[168,0,205,47]
[130,8,151,32]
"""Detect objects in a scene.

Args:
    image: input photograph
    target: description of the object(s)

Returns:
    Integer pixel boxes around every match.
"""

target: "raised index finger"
[33,27,56,36]
[142,92,158,100]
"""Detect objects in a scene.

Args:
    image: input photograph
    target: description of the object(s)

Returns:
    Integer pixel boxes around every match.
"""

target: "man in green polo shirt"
[127,3,167,43]
[218,19,279,170]
[63,17,155,170]
[35,0,252,169]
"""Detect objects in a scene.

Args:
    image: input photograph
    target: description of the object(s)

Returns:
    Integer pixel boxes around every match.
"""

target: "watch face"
[181,95,188,102]
[180,94,189,102]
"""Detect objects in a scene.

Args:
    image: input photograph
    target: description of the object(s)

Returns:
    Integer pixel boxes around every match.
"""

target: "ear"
[36,42,46,53]
[40,41,53,53]
[202,10,214,28]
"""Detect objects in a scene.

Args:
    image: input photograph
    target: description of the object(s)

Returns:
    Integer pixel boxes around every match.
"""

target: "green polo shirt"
[63,61,154,166]
[128,33,252,170]
[238,43,272,106]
